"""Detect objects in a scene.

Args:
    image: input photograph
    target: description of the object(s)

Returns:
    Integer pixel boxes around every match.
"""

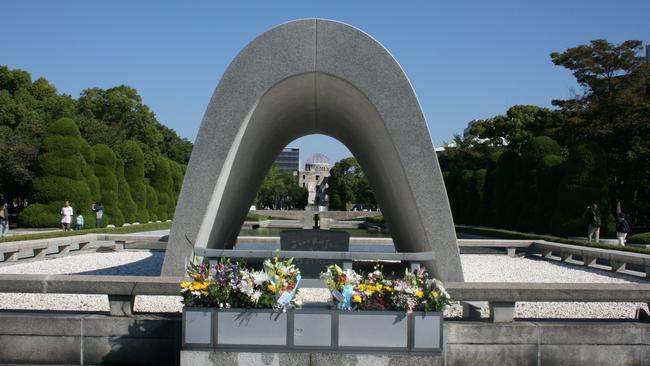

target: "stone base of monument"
[182,307,442,353]
[180,351,442,366]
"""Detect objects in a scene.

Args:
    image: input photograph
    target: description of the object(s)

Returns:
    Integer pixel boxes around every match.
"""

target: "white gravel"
[0,252,647,319]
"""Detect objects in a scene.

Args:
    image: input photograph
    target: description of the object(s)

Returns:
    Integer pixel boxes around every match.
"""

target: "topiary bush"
[20,117,94,227]
[515,136,563,233]
[122,140,149,223]
[629,233,650,244]
[93,144,124,227]
[116,159,137,223]
[149,157,172,220]
[146,184,159,221]
[168,160,185,218]
[80,140,99,228]
[533,154,565,233]
[549,141,615,236]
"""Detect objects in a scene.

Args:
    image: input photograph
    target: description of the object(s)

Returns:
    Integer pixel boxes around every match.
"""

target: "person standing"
[92,203,104,228]
[75,211,85,231]
[60,200,73,231]
[616,212,630,246]
[585,203,601,243]
[0,199,9,238]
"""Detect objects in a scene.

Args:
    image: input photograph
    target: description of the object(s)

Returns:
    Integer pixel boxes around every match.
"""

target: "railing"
[1,274,650,322]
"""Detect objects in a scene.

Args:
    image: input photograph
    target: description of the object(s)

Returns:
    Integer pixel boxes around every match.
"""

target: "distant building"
[299,154,331,206]
[646,45,649,62]
[274,148,300,172]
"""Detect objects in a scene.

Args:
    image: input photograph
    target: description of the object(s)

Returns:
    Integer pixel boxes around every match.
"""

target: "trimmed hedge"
[456,225,650,255]
[116,159,137,223]
[150,157,172,220]
[20,118,93,228]
[245,213,269,221]
[122,140,149,223]
[146,184,159,221]
[549,141,615,236]
[94,144,124,227]
[629,232,650,245]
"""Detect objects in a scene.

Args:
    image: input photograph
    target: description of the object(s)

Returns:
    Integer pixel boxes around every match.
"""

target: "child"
[75,211,85,231]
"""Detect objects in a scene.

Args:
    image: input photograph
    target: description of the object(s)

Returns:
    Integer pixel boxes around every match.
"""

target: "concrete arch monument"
[162,19,464,282]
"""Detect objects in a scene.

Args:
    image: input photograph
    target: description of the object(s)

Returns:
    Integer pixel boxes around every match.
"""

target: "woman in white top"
[60,200,73,231]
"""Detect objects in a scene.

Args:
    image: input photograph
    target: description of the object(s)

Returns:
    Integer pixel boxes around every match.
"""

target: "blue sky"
[1,1,648,166]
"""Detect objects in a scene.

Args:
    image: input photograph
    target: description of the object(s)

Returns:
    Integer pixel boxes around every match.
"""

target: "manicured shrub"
[21,118,93,227]
[533,154,565,233]
[478,151,502,227]
[122,140,149,222]
[93,144,124,227]
[491,150,518,228]
[549,141,615,236]
[146,184,159,221]
[150,157,172,220]
[116,159,137,223]
[629,232,650,244]
[80,140,99,228]
[18,203,60,228]
[515,137,563,232]
[450,169,486,225]
[168,160,184,218]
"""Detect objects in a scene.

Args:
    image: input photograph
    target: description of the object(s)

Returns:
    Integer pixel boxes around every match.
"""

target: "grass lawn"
[0,221,172,244]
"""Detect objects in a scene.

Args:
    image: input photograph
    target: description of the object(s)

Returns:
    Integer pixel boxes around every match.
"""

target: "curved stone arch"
[162,19,463,281]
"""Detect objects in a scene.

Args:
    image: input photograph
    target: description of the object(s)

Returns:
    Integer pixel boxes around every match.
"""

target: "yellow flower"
[353,294,362,303]
[180,282,192,289]
[267,284,276,292]
[415,290,424,298]
[386,287,393,293]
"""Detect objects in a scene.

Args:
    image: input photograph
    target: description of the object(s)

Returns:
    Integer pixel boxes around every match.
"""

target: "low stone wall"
[0,311,181,365]
[2,311,650,365]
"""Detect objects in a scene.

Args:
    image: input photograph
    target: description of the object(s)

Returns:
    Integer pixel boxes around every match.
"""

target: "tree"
[77,85,192,173]
[93,144,124,227]
[551,40,650,227]
[326,157,375,210]
[0,66,76,207]
[467,105,555,152]
[19,118,93,227]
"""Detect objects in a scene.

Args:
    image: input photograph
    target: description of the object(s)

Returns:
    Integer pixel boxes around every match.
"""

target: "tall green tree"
[326,157,376,210]
[551,40,650,226]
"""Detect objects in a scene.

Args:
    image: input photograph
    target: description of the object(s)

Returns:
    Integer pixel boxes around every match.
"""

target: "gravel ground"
[0,252,647,318]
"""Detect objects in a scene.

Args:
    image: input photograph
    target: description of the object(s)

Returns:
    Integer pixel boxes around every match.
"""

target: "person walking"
[92,203,104,228]
[616,212,630,246]
[60,200,73,231]
[585,203,601,243]
[0,199,9,238]
[75,211,85,231]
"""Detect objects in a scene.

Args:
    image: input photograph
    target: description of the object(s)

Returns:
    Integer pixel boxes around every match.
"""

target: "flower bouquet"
[320,264,362,310]
[180,256,302,311]
[321,264,451,313]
